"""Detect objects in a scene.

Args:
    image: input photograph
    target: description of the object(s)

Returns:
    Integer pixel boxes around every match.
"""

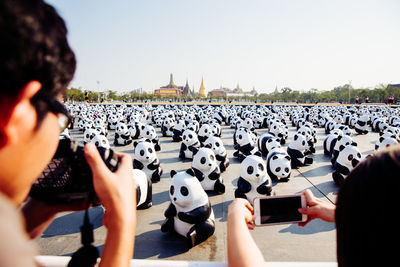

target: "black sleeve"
[164,203,177,218]
[133,159,144,169]
[177,201,212,224]
[237,177,252,193]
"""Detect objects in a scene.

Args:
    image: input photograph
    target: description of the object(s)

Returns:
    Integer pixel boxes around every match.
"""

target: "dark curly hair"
[0,0,76,122]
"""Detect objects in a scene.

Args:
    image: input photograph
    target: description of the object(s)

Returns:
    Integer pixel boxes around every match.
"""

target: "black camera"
[29,138,119,205]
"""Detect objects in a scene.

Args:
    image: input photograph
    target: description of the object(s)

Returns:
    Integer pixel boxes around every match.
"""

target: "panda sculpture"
[331,135,357,166]
[114,122,132,146]
[266,148,291,182]
[172,119,186,142]
[83,128,98,144]
[161,117,175,137]
[133,169,153,209]
[191,147,225,194]
[133,139,163,183]
[354,115,369,135]
[128,121,142,140]
[234,154,273,204]
[287,134,313,168]
[140,124,161,151]
[179,129,200,159]
[323,129,343,156]
[203,136,230,173]
[332,145,362,185]
[233,127,258,162]
[375,135,398,151]
[257,133,281,157]
[161,169,215,248]
[197,124,212,145]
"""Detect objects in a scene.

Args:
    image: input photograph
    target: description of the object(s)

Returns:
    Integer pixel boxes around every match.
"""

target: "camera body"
[29,138,119,205]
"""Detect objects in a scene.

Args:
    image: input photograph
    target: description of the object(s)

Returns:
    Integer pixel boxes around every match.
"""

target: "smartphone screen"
[258,196,303,225]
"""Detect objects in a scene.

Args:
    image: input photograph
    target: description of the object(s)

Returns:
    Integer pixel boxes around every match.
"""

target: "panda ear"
[351,142,357,146]
[254,151,262,157]
[272,155,278,160]
[170,170,177,178]
[337,135,343,141]
[192,146,199,156]
[133,141,138,148]
[285,155,291,161]
[145,138,151,143]
[204,143,212,149]
[379,137,384,142]
[339,145,346,151]
[186,168,195,177]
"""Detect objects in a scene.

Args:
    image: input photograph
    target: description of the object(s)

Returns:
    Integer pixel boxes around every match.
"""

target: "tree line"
[65,84,399,104]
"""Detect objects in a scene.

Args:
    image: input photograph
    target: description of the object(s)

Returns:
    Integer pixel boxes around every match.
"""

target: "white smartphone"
[253,194,307,226]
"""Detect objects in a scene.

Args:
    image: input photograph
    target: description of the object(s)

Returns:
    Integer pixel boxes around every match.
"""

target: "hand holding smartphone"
[253,194,307,226]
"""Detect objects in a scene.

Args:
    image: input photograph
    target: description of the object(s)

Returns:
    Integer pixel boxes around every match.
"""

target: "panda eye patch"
[348,154,353,161]
[247,166,254,174]
[148,148,153,153]
[183,135,186,139]
[140,150,145,156]
[200,157,206,164]
[216,142,220,147]
[285,167,289,173]
[357,153,361,158]
[189,134,193,138]
[238,134,242,139]
[258,163,264,171]
[275,167,281,172]
[170,185,175,195]
[302,141,305,146]
[180,186,189,196]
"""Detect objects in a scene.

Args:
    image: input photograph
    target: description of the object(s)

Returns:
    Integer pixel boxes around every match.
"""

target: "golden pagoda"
[199,77,207,98]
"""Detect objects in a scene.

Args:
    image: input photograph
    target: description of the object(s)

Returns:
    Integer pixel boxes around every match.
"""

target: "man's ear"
[0,81,42,147]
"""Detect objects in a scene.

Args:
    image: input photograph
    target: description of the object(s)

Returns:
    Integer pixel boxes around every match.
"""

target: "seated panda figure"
[133,169,153,210]
[140,124,161,151]
[257,133,281,157]
[332,145,362,185]
[197,124,212,145]
[354,115,369,135]
[233,127,258,162]
[234,154,273,203]
[133,139,163,183]
[161,169,215,248]
[287,134,313,168]
[114,122,132,146]
[128,121,142,140]
[203,136,230,173]
[107,114,119,130]
[172,119,186,142]
[179,129,200,159]
[266,147,291,182]
[331,135,357,166]
[161,117,175,137]
[323,129,343,156]
[191,147,225,194]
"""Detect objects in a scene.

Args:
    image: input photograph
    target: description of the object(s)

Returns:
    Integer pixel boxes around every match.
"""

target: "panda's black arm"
[177,201,212,224]
[237,177,252,193]
[181,143,187,151]
[147,158,160,170]
[215,154,226,162]
[133,159,144,170]
[256,181,272,195]
[208,166,221,180]
[164,203,177,218]
[192,167,205,181]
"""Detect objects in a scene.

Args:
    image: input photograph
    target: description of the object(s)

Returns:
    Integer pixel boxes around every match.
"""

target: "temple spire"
[168,73,176,88]
[199,77,207,98]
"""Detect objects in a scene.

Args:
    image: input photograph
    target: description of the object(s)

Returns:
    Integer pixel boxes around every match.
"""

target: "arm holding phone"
[297,189,335,227]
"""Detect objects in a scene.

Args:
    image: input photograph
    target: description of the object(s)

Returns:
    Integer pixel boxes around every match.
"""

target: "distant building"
[388,84,400,88]
[208,84,258,97]
[199,77,207,98]
[154,74,191,97]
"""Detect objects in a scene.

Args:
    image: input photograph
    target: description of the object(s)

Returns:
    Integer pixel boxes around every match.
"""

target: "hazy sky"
[47,0,400,94]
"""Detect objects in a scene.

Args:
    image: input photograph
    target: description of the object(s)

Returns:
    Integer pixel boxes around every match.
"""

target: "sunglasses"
[43,98,72,132]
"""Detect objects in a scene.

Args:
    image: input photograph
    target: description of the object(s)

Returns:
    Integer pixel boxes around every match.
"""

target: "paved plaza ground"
[36,115,379,263]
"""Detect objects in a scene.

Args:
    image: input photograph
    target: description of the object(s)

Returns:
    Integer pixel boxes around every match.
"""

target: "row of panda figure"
[63,102,400,248]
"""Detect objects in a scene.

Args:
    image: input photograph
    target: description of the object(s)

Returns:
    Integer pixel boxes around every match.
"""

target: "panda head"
[116,122,129,134]
[204,136,226,156]
[169,169,208,209]
[182,129,198,145]
[84,128,99,143]
[133,139,156,162]
[192,147,217,171]
[289,134,308,151]
[240,155,269,184]
[337,145,362,169]
[335,135,357,150]
[91,134,111,149]
[235,127,254,146]
[268,151,291,179]
[141,124,157,139]
[198,124,212,137]
[174,120,186,131]
[375,136,398,151]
